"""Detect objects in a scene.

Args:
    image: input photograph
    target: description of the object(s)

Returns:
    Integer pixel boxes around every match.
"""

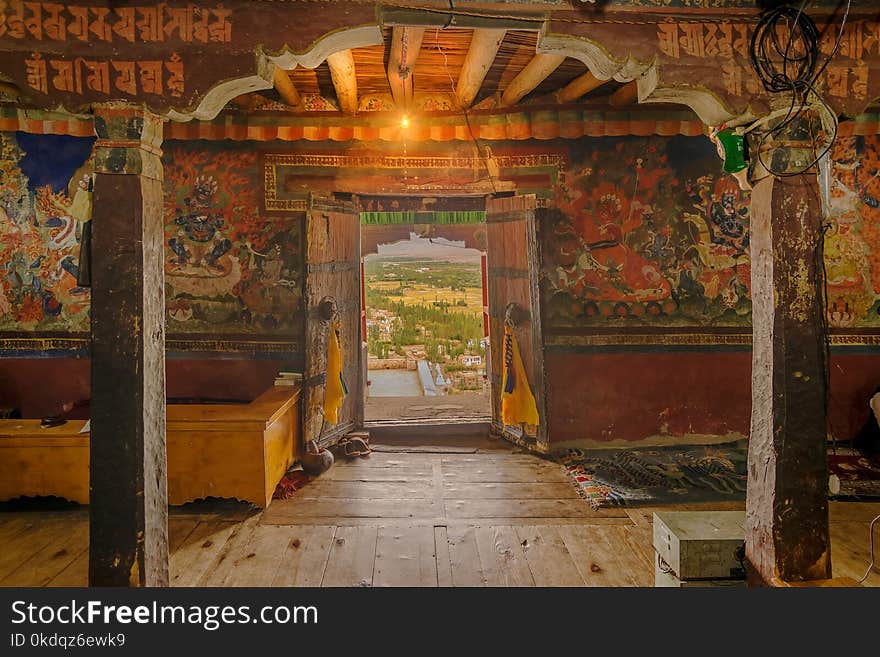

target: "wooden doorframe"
[485,194,549,453]
[302,193,363,450]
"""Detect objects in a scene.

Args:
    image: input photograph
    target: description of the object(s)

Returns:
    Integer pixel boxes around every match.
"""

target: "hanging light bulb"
[401,114,410,128]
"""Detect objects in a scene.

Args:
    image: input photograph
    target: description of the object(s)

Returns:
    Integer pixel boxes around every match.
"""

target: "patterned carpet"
[559,440,880,508]
[556,440,749,509]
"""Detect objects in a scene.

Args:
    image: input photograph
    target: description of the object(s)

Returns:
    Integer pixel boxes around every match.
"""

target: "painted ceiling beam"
[387,26,425,110]
[273,67,303,109]
[555,69,608,104]
[455,28,506,109]
[609,80,638,106]
[499,53,565,108]
[326,49,359,114]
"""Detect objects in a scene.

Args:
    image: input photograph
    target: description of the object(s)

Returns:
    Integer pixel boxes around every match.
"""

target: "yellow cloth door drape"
[323,319,347,424]
[501,324,539,426]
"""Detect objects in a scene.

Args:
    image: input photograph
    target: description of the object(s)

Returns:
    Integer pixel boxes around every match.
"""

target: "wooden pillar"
[89,105,168,587]
[745,110,831,585]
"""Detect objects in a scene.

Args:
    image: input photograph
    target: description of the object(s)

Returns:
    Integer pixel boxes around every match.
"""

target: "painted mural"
[163,143,303,335]
[825,135,880,328]
[542,135,752,328]
[0,132,93,332]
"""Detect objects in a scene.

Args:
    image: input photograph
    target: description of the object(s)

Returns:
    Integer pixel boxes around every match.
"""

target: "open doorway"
[360,202,491,425]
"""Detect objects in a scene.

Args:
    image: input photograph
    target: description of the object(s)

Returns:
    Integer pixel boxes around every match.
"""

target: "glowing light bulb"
[401,114,410,128]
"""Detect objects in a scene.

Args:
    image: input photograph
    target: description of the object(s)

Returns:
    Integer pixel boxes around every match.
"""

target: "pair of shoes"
[340,436,371,458]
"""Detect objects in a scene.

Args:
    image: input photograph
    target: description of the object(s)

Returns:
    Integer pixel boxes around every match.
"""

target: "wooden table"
[0,385,301,508]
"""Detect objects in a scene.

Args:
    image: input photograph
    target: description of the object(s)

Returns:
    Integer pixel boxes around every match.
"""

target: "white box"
[653,510,746,581]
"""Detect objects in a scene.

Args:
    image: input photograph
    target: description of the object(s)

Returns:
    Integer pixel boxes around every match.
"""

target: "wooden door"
[485,194,548,452]
[302,195,362,449]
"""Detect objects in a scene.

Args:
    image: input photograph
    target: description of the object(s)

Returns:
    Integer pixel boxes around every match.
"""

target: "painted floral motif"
[542,136,751,326]
[163,144,303,334]
[0,133,91,332]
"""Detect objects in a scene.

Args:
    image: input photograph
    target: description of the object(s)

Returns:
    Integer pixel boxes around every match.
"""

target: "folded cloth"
[323,319,348,424]
[501,324,539,426]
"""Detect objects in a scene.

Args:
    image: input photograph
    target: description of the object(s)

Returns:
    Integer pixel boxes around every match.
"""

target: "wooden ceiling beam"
[387,26,425,110]
[273,67,302,109]
[609,80,639,106]
[556,70,608,104]
[455,28,506,109]
[499,53,565,108]
[326,49,359,114]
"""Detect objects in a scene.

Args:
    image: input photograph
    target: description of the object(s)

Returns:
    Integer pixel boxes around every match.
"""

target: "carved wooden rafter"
[499,53,565,108]
[456,28,507,109]
[387,26,425,110]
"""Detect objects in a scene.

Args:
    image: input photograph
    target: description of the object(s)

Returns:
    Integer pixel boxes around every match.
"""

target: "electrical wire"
[434,24,499,194]
[858,513,880,584]
[747,1,849,179]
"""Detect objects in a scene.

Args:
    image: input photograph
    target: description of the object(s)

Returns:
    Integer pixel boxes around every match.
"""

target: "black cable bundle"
[747,1,850,177]
[749,3,820,96]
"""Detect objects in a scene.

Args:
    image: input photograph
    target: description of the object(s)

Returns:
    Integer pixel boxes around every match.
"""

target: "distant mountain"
[367,234,481,263]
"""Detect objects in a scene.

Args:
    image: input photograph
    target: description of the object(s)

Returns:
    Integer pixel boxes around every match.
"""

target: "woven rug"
[556,440,749,509]
[828,450,880,499]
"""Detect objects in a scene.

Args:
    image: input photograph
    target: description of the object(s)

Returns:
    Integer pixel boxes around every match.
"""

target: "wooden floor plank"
[262,498,440,522]
[557,525,652,587]
[446,525,485,587]
[294,480,433,499]
[0,516,75,581]
[171,520,242,587]
[443,482,578,499]
[514,525,585,587]
[446,498,627,519]
[195,514,261,586]
[272,525,335,587]
[45,550,88,587]
[443,465,570,483]
[1,519,89,587]
[321,467,432,481]
[373,525,437,587]
[222,524,300,587]
[322,526,378,587]
[435,526,453,587]
[474,526,535,587]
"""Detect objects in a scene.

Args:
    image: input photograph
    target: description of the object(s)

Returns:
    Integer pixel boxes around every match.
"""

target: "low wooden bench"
[0,385,300,509]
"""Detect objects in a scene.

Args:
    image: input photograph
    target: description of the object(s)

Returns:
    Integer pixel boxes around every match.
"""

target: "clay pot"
[301,444,334,476]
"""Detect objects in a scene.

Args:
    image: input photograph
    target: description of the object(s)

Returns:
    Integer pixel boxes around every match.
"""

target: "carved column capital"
[92,104,164,180]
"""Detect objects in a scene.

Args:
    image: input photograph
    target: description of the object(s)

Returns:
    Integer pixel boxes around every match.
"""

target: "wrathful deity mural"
[542,135,753,328]
[163,143,303,335]
[0,132,93,332]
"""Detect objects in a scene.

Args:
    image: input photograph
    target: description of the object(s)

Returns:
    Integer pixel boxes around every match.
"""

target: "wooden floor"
[1,433,879,587]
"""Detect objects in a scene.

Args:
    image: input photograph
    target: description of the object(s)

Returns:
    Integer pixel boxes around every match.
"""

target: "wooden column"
[89,106,168,587]
[746,110,831,585]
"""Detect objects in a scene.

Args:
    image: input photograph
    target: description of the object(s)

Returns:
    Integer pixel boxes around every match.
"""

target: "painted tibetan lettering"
[24,52,184,97]
[0,2,232,44]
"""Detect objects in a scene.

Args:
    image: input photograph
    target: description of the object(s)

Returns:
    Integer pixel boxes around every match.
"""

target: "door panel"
[302,195,362,449]
[485,195,547,452]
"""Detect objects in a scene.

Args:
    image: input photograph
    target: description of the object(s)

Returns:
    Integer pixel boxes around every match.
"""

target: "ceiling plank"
[273,67,302,109]
[455,28,506,109]
[499,53,565,108]
[556,70,608,104]
[326,49,359,114]
[387,26,425,110]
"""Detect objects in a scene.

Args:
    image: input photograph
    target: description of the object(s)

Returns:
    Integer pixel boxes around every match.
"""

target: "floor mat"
[828,450,880,499]
[556,441,748,509]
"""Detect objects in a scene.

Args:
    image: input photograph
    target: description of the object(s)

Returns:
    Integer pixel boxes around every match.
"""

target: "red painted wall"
[544,350,880,444]
[0,358,281,419]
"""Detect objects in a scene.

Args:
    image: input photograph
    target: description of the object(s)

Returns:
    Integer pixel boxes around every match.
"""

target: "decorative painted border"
[0,336,303,356]
[544,331,880,348]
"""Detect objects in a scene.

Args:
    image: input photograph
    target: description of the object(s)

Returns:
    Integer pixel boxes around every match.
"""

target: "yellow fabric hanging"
[501,324,539,426]
[323,319,347,424]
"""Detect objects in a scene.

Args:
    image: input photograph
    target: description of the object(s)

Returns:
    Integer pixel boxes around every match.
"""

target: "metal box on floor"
[653,510,746,585]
